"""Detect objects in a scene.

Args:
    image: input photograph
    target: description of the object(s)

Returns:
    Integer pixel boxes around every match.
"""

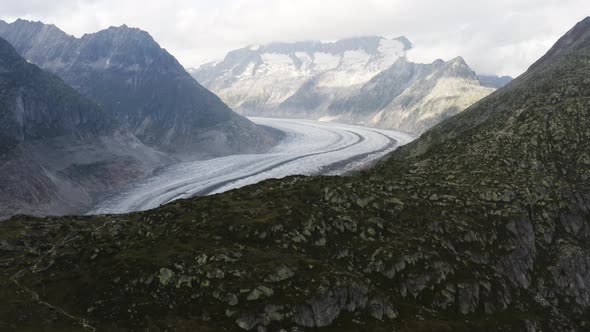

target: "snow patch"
[341,50,371,69]
[237,62,256,79]
[318,115,340,122]
[261,53,295,69]
[199,38,409,109]
[295,52,313,65]
[378,39,405,59]
[313,52,340,71]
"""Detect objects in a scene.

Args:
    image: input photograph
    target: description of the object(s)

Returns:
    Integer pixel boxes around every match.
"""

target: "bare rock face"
[0,36,114,154]
[0,19,279,157]
[0,37,171,220]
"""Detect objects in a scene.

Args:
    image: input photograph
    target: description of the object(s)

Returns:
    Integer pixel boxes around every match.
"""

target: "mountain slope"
[191,36,411,111]
[0,37,171,220]
[327,56,495,133]
[1,17,590,331]
[193,37,495,135]
[0,37,114,154]
[0,19,279,157]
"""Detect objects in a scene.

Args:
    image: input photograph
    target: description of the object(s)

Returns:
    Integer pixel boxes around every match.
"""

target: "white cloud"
[0,0,587,76]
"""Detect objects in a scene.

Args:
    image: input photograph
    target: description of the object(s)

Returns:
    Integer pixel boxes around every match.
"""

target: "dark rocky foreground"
[1,17,590,332]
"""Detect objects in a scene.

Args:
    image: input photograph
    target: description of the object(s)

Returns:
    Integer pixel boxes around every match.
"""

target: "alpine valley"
[0,20,282,220]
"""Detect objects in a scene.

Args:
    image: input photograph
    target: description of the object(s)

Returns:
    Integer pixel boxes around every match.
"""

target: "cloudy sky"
[1,0,588,76]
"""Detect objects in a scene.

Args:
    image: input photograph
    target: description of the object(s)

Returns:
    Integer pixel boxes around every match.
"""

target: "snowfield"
[192,37,409,110]
[89,118,415,214]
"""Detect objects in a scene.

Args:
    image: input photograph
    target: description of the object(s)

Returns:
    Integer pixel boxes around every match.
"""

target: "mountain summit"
[0,20,279,157]
[192,36,411,109]
[0,36,170,219]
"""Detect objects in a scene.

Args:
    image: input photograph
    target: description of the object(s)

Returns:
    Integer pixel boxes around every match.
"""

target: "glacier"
[88,118,414,214]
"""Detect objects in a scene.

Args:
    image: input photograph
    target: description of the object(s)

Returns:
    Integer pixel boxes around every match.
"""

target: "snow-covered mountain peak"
[256,35,411,57]
[192,36,412,108]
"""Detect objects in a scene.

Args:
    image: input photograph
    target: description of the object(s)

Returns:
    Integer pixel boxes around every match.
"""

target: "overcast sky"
[1,0,588,76]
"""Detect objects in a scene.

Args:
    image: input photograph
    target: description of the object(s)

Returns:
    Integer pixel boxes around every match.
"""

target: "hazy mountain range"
[191,36,511,134]
[1,16,588,331]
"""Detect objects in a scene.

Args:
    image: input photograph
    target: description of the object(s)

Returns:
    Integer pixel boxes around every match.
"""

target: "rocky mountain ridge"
[191,36,499,135]
[0,36,114,154]
[323,56,495,133]
[191,36,411,108]
[0,19,280,158]
[0,36,171,220]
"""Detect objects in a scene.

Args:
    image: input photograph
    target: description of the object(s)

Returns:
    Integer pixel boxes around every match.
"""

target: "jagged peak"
[2,18,73,39]
[103,24,149,35]
[432,56,478,80]
[0,20,154,46]
[432,59,446,66]
[447,56,468,66]
[12,18,59,30]
[105,24,144,33]
[81,24,156,46]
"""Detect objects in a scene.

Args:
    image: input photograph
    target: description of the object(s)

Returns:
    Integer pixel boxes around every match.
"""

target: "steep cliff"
[0,37,171,219]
